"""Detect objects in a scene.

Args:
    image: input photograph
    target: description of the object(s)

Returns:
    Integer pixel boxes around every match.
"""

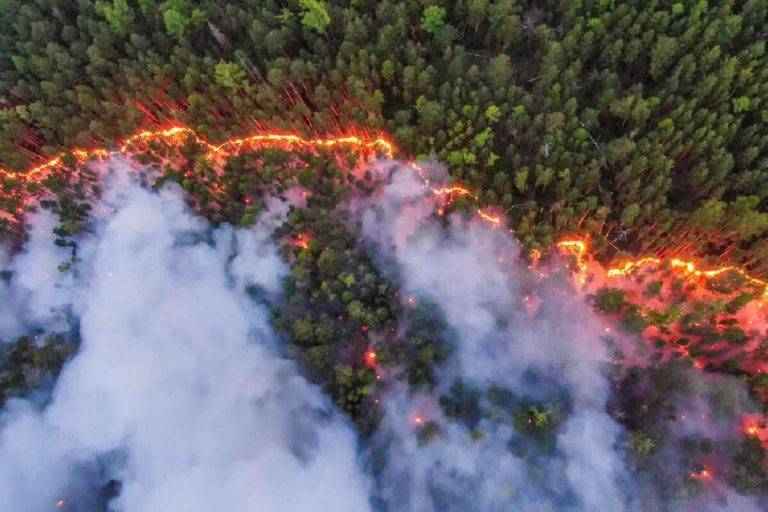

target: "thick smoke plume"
[0,157,765,512]
[0,159,371,511]
[355,161,765,512]
[355,163,632,511]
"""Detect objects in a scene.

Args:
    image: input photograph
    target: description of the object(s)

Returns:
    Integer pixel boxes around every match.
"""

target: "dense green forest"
[3,0,768,272]
[2,2,768,507]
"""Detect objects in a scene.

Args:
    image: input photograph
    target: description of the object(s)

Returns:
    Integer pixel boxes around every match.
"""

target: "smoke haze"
[0,157,765,511]
[0,160,372,512]
[357,162,632,511]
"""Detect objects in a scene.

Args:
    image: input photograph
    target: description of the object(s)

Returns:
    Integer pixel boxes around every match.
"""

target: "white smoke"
[1,156,765,512]
[354,161,768,512]
[0,160,372,511]
[357,162,637,511]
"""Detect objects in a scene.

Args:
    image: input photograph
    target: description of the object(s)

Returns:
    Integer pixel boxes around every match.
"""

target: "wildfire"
[364,349,377,367]
[606,257,663,278]
[557,238,768,298]
[4,122,767,308]
[431,186,475,197]
[0,124,394,182]
[291,232,312,250]
[556,239,590,284]
[689,466,713,481]
[477,209,502,225]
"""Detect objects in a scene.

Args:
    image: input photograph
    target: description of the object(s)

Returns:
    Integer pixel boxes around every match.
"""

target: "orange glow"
[291,232,312,250]
[477,209,502,225]
[364,349,377,367]
[431,186,475,197]
[690,467,713,481]
[556,239,590,285]
[557,237,768,298]
[4,123,766,308]
[746,425,760,437]
[0,124,394,182]
[606,257,662,278]
[412,415,425,426]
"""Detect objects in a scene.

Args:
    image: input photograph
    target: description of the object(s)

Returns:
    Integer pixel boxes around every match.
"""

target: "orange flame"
[557,238,768,298]
[364,349,377,367]
[291,232,312,250]
[477,209,502,225]
[0,125,394,181]
[4,123,766,302]
[689,467,713,481]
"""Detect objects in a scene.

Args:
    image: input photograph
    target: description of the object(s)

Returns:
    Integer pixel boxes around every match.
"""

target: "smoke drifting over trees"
[0,163,371,511]
[0,157,765,510]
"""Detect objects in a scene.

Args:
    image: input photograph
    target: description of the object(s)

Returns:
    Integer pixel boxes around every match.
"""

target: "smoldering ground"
[0,157,766,512]
[0,159,372,512]
[353,160,767,512]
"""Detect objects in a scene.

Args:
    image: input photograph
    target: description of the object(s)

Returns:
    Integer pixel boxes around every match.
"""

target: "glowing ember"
[364,349,377,367]
[689,466,713,481]
[291,232,312,250]
[477,209,502,225]
[432,186,475,197]
[746,425,760,436]
[557,237,768,298]
[412,415,425,426]
[12,123,765,303]
[0,124,394,182]
[4,123,768,304]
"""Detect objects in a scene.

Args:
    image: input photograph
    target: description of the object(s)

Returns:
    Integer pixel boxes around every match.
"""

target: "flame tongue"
[3,123,766,304]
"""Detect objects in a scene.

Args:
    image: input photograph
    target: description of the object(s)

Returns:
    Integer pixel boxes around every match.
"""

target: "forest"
[2,1,768,510]
[2,0,768,271]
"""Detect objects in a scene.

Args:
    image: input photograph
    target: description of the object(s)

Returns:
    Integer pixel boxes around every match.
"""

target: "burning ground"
[0,132,767,510]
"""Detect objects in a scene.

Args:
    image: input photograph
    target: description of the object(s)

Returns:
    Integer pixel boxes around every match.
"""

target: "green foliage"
[593,288,627,313]
[439,379,481,428]
[621,306,647,333]
[214,61,247,90]
[421,6,446,37]
[513,404,557,438]
[729,438,768,493]
[299,0,331,34]
[2,0,768,270]
[0,334,78,407]
[644,281,663,297]
[631,431,656,457]
[99,0,134,36]
[417,420,441,445]
[733,96,751,113]
[620,203,641,226]
[379,300,452,389]
[381,59,395,82]
[484,105,501,123]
